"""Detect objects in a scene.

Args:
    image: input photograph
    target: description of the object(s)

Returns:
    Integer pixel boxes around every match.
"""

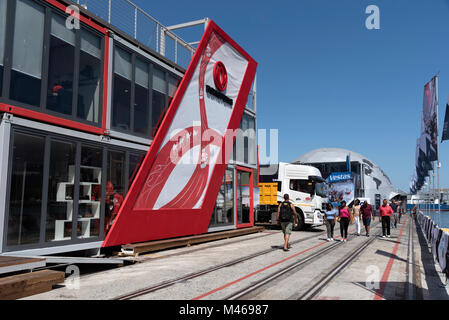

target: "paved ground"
[23,214,449,300]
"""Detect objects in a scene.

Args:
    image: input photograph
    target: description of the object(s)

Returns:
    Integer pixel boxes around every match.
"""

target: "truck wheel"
[294,210,305,231]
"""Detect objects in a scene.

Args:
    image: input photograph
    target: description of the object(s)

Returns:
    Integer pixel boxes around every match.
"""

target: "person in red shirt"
[378,199,394,238]
[361,200,374,237]
[104,181,124,234]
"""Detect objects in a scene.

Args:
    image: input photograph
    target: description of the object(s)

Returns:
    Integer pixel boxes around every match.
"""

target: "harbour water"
[418,210,449,228]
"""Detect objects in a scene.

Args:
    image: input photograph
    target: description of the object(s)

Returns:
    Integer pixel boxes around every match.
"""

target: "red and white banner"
[103,21,257,247]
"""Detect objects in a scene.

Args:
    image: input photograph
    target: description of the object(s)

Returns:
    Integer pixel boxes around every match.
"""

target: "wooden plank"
[0,256,45,268]
[0,270,65,300]
[123,227,265,256]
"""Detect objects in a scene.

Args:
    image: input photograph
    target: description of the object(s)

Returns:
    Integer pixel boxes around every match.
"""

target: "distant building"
[293,148,396,208]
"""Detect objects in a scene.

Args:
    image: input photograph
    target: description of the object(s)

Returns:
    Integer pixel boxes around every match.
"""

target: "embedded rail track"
[114,221,403,301]
[296,231,379,300]
[132,229,290,262]
[112,230,326,300]
[224,224,381,300]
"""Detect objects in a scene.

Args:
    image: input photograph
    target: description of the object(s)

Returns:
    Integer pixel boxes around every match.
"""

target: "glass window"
[134,58,150,135]
[77,29,102,123]
[290,179,314,195]
[168,74,179,108]
[237,171,251,224]
[253,168,258,187]
[247,115,256,165]
[78,145,103,239]
[112,47,132,131]
[107,151,125,195]
[152,67,167,134]
[7,132,45,246]
[105,151,125,234]
[242,116,249,164]
[46,13,76,116]
[246,80,255,111]
[10,0,45,106]
[128,153,144,188]
[0,0,7,94]
[46,140,76,242]
[209,169,234,227]
[235,113,255,165]
[168,75,179,98]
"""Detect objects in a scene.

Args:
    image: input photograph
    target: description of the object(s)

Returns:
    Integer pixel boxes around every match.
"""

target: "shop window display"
[46,139,76,242]
[77,145,103,239]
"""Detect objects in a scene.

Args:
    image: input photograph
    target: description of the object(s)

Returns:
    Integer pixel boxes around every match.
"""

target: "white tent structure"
[293,148,396,206]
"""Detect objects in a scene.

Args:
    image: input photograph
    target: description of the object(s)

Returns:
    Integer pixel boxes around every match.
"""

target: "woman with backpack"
[338,200,351,242]
[277,194,299,252]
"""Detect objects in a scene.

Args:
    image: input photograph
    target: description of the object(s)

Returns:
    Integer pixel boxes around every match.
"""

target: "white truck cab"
[257,162,327,230]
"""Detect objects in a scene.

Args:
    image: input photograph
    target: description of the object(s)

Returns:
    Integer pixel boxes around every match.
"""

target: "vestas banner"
[103,21,257,247]
[327,172,354,205]
[327,172,353,183]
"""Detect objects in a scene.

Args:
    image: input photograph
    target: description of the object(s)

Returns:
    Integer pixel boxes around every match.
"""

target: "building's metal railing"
[74,1,257,111]
[75,0,197,68]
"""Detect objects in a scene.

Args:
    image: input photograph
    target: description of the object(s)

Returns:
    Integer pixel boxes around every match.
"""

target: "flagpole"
[436,75,441,226]
[428,175,431,215]
[432,162,437,214]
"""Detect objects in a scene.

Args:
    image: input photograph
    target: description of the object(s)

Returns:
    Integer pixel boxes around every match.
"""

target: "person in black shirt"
[276,194,299,252]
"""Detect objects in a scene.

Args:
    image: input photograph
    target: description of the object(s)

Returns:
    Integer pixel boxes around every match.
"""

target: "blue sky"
[132,0,449,191]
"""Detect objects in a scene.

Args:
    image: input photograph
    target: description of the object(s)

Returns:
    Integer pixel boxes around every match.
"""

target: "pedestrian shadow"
[374,249,407,263]
[377,238,400,244]
[414,219,449,300]
[352,281,426,300]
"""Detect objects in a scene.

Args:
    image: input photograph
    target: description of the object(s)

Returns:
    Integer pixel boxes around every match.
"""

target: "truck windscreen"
[315,182,328,198]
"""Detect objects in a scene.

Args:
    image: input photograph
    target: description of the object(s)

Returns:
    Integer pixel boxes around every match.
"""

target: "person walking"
[361,200,374,237]
[338,201,351,242]
[398,202,403,224]
[352,199,362,236]
[276,194,299,252]
[390,199,398,229]
[324,203,337,241]
[412,204,417,220]
[379,199,394,238]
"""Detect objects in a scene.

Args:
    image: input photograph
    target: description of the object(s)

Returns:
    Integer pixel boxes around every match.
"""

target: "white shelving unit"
[54,165,102,241]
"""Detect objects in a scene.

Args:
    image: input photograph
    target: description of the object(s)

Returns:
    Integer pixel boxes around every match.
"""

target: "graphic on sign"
[327,172,355,205]
[103,21,257,247]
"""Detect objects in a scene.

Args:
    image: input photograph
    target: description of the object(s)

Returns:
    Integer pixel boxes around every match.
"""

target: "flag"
[442,102,449,142]
[421,76,439,160]
[418,135,433,174]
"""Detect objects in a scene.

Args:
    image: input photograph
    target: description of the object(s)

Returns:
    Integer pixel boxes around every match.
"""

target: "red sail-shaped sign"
[103,21,257,247]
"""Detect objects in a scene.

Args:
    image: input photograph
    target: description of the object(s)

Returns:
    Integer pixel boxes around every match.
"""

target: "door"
[236,166,254,228]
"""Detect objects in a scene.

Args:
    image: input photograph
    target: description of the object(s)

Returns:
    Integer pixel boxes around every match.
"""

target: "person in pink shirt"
[338,201,351,242]
[378,199,394,238]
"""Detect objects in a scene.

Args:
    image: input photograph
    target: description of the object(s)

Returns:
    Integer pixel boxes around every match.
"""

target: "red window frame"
[0,0,109,135]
